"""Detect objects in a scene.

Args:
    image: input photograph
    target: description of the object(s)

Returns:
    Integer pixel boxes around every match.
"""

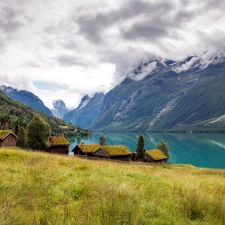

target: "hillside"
[64,93,105,128]
[1,148,225,225]
[0,90,73,135]
[0,85,53,116]
[89,59,225,132]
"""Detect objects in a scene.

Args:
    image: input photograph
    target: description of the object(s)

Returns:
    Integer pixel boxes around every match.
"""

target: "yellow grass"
[1,147,225,225]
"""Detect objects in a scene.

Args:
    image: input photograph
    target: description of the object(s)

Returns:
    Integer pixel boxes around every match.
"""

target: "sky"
[0,0,225,110]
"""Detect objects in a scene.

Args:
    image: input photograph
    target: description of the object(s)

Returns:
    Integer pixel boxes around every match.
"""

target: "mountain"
[0,90,67,135]
[64,93,105,128]
[89,52,225,132]
[0,85,53,116]
[51,100,69,119]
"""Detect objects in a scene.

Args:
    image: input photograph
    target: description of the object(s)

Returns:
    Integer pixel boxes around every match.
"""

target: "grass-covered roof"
[78,144,101,153]
[0,130,17,140]
[49,136,69,146]
[99,145,132,157]
[146,149,168,161]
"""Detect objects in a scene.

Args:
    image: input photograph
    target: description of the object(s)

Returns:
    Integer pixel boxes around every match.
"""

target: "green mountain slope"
[90,62,225,132]
[0,90,68,135]
[0,85,53,116]
[64,93,105,128]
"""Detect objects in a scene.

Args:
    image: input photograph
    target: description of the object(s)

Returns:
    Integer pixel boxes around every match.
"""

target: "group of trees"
[135,134,169,161]
[17,114,51,150]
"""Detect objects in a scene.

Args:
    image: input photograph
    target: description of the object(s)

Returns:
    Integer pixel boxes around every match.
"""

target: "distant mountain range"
[0,89,66,135]
[1,50,225,132]
[0,85,70,119]
[52,100,70,119]
[0,85,53,116]
[65,50,225,132]
[63,93,105,128]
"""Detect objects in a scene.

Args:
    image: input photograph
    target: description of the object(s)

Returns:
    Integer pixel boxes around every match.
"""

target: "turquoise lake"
[68,132,225,169]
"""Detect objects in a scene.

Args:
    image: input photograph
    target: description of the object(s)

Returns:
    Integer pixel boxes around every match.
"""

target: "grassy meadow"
[1,147,225,225]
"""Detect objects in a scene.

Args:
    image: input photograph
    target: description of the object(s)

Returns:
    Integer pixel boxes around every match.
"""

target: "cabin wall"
[73,147,85,155]
[110,155,132,161]
[145,155,154,163]
[0,134,17,147]
[48,146,69,154]
[145,155,167,163]
[93,148,110,158]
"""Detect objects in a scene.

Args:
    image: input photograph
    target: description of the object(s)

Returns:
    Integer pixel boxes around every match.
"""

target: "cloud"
[0,73,34,91]
[56,55,86,67]
[128,61,158,81]
[197,29,225,50]
[0,0,225,109]
[0,6,23,33]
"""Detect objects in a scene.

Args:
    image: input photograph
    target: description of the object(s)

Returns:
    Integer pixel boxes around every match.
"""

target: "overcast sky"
[0,0,225,109]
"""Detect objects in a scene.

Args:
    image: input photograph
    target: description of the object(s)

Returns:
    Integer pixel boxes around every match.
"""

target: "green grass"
[1,148,225,224]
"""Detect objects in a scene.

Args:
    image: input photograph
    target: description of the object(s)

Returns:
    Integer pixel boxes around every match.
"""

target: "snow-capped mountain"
[51,100,70,119]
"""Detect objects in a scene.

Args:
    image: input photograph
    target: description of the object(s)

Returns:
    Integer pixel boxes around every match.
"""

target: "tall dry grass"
[0,148,225,225]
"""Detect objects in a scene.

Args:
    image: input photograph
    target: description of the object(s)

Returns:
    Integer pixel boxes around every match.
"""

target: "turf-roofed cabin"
[93,145,132,161]
[145,149,168,163]
[72,144,101,157]
[0,130,17,147]
[47,136,69,154]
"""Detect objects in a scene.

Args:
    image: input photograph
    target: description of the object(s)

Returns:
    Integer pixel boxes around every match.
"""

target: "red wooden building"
[93,145,132,161]
[72,144,101,156]
[47,136,69,154]
[0,130,17,147]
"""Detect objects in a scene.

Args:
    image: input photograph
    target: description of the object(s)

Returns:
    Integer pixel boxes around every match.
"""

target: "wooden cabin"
[0,130,17,147]
[72,144,101,157]
[93,145,132,161]
[47,136,69,154]
[145,149,168,163]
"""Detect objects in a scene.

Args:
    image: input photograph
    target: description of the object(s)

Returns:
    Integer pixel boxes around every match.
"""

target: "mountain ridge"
[87,53,225,132]
[63,93,105,128]
[0,85,53,116]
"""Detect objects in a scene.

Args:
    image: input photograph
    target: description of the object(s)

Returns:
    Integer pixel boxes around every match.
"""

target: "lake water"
[68,132,225,169]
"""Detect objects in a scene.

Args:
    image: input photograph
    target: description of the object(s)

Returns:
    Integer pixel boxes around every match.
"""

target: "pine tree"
[99,135,107,146]
[27,114,51,150]
[17,126,27,148]
[156,140,169,159]
[135,134,145,161]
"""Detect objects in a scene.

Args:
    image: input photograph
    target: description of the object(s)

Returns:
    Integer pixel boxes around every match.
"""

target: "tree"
[27,114,51,150]
[99,135,107,146]
[17,126,27,148]
[135,134,145,161]
[156,140,169,160]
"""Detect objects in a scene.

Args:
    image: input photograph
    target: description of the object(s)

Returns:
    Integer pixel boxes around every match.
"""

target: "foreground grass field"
[1,148,225,225]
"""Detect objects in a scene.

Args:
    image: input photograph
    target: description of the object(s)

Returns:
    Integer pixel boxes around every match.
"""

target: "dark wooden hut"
[72,144,101,157]
[0,130,17,147]
[145,149,168,163]
[47,136,69,154]
[93,145,132,161]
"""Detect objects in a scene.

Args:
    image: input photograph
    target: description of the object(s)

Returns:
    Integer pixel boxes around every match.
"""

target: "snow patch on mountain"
[0,85,15,94]
[148,98,178,130]
[77,95,91,110]
[205,114,225,125]
[52,100,69,119]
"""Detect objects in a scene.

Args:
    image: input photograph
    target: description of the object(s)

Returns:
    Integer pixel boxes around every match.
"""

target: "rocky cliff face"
[63,93,105,128]
[51,100,69,119]
[0,85,53,116]
[89,54,225,132]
